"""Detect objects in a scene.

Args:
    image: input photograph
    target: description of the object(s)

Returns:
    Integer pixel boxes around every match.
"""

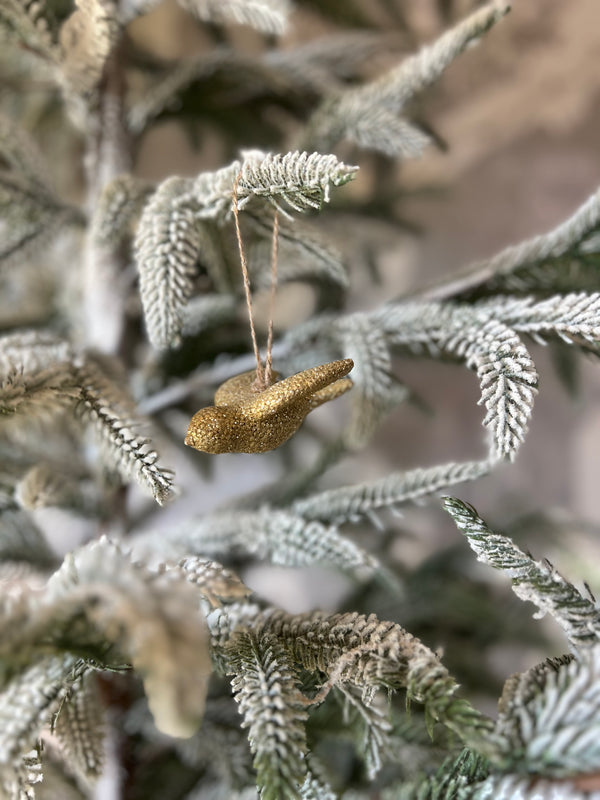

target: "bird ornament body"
[185,358,354,454]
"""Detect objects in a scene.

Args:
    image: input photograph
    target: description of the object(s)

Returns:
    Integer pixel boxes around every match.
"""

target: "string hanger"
[184,172,354,455]
[232,171,278,392]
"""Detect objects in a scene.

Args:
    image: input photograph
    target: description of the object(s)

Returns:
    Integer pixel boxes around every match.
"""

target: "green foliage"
[227,631,309,799]
[1,1,600,799]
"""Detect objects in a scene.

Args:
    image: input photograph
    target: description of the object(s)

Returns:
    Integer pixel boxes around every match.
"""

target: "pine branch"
[0,365,80,421]
[266,30,393,91]
[136,508,379,577]
[387,748,489,800]
[0,653,88,768]
[0,119,84,274]
[134,176,208,349]
[126,50,284,135]
[488,292,600,348]
[251,436,347,510]
[0,747,43,800]
[287,301,538,461]
[0,172,81,268]
[0,331,73,374]
[92,173,152,246]
[292,460,490,525]
[247,213,348,295]
[444,497,600,650]
[178,0,292,35]
[127,54,210,135]
[0,335,175,504]
[492,647,600,776]
[135,152,355,348]
[53,672,106,782]
[0,115,55,193]
[0,537,211,738]
[299,1,511,155]
[335,311,400,448]
[181,294,239,338]
[58,0,120,99]
[299,768,337,800]
[470,774,589,800]
[227,631,309,800]
[127,35,385,138]
[378,303,538,462]
[15,463,99,517]
[423,187,600,301]
[213,605,495,748]
[235,151,357,214]
[177,556,251,607]
[0,509,56,567]
[338,686,393,780]
[74,357,176,505]
[0,333,79,431]
[0,0,57,63]
[134,161,242,349]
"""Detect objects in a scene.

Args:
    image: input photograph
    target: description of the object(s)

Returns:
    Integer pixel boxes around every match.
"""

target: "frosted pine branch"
[300,1,511,156]
[247,214,348,294]
[0,366,79,421]
[135,152,356,348]
[53,673,106,781]
[0,331,73,374]
[58,0,120,98]
[13,537,213,738]
[0,335,175,504]
[75,358,176,504]
[378,304,538,461]
[92,174,151,246]
[300,771,337,800]
[0,333,78,427]
[423,187,600,301]
[176,557,251,607]
[444,497,600,649]
[1,748,44,800]
[135,176,207,349]
[266,30,390,92]
[0,172,80,268]
[207,585,510,780]
[492,647,600,776]
[0,653,88,768]
[226,607,495,748]
[0,0,57,64]
[15,463,99,517]
[0,510,56,567]
[471,774,589,799]
[178,0,292,35]
[135,508,379,577]
[235,151,357,214]
[227,632,308,800]
[339,686,393,779]
[367,1,511,109]
[0,115,55,194]
[488,292,600,347]
[289,302,538,461]
[336,312,398,448]
[292,460,491,525]
[181,294,238,338]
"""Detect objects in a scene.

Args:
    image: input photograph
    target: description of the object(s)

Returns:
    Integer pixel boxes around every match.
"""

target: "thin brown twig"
[232,171,265,389]
[264,209,279,387]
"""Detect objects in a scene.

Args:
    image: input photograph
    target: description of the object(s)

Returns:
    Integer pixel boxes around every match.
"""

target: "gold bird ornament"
[184,358,354,454]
